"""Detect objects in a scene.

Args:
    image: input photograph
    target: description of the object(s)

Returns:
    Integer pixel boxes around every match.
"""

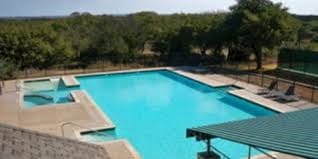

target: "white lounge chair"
[277,86,300,102]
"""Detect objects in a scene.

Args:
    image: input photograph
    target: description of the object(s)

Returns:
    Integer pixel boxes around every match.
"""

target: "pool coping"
[171,69,230,87]
[74,67,168,78]
[228,89,297,113]
[71,90,116,138]
[15,66,306,159]
[62,76,80,87]
[169,68,297,113]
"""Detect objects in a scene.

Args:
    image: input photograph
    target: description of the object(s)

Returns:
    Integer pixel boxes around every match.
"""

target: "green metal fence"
[278,48,318,76]
[1,53,318,103]
[211,63,318,103]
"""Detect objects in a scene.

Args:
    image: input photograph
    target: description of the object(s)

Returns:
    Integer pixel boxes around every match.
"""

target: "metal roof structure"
[187,108,318,158]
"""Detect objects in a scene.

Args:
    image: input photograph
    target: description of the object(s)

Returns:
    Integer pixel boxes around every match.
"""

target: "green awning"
[187,108,318,158]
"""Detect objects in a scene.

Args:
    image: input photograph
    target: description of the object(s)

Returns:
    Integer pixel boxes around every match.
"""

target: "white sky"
[0,0,317,17]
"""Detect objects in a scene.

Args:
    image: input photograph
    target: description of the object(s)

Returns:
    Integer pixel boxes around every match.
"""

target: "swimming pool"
[76,70,275,159]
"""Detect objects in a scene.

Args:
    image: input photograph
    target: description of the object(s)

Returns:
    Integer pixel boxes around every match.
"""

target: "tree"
[118,15,147,54]
[0,10,307,75]
[169,26,194,56]
[0,59,16,80]
[151,35,170,55]
[133,12,160,41]
[226,0,300,69]
[70,12,81,17]
[190,13,226,56]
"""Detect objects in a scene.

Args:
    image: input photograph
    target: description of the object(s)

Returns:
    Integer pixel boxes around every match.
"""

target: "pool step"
[62,76,80,87]
[81,129,117,143]
[24,93,54,101]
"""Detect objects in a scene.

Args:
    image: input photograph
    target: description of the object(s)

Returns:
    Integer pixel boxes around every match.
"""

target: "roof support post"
[198,138,222,159]
[248,146,251,159]
[207,139,211,155]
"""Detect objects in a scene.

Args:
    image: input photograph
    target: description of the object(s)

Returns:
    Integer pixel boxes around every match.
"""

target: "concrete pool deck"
[0,81,136,159]
[0,66,316,159]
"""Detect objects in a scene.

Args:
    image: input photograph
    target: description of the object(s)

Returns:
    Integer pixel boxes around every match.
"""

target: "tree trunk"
[227,47,233,61]
[214,44,222,56]
[201,47,207,56]
[254,46,262,70]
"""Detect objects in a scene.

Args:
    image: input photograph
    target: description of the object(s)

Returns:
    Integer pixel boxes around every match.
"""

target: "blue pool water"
[76,70,275,159]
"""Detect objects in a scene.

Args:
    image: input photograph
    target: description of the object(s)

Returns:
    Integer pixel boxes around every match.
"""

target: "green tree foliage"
[0,25,74,70]
[295,16,318,51]
[225,0,300,69]
[0,1,312,76]
[0,59,16,79]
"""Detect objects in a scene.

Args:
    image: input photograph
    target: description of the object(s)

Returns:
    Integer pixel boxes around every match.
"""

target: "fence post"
[247,62,250,83]
[64,65,66,75]
[24,69,27,78]
[120,60,122,70]
[236,62,239,81]
[311,86,315,102]
[276,76,279,90]
[102,59,105,71]
[261,73,264,87]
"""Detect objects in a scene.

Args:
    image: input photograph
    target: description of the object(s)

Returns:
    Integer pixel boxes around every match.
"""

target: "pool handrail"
[60,121,113,140]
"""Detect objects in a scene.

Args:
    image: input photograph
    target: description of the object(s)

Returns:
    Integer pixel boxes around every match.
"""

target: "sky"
[0,0,317,17]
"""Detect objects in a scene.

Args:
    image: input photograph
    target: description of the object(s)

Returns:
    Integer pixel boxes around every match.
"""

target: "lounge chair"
[191,67,209,74]
[264,89,283,98]
[277,86,300,102]
[265,85,299,101]
[257,80,277,95]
